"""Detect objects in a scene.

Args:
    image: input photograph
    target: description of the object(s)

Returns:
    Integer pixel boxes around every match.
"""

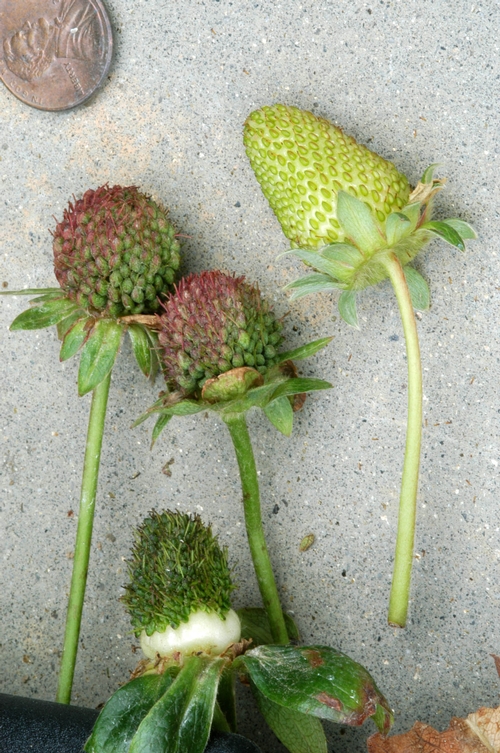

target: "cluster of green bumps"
[122,510,235,636]
[52,184,180,317]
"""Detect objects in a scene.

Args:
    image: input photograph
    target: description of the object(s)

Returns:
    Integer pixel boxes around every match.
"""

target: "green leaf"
[60,317,89,361]
[241,644,393,734]
[284,274,343,301]
[444,218,477,240]
[337,290,358,328]
[128,323,159,379]
[270,378,331,401]
[421,163,441,183]
[85,671,177,753]
[263,396,294,436]
[421,220,465,251]
[237,608,299,647]
[320,243,365,283]
[336,191,384,253]
[403,267,430,311]
[129,656,224,753]
[28,291,66,303]
[10,298,79,331]
[254,691,327,753]
[57,310,87,340]
[275,337,333,364]
[0,287,61,296]
[385,212,412,246]
[280,248,344,280]
[78,320,123,396]
[151,412,173,447]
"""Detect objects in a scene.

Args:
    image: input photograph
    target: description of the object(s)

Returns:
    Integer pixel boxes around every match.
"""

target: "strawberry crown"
[122,510,235,636]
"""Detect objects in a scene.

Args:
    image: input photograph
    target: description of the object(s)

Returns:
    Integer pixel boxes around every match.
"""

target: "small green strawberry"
[244,104,475,628]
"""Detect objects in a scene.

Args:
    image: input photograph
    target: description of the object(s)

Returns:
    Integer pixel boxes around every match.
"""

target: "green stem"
[381,253,422,628]
[56,371,112,703]
[223,413,289,644]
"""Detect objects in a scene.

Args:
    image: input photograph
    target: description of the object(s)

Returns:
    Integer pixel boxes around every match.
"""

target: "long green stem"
[56,371,112,703]
[223,413,289,644]
[382,253,422,628]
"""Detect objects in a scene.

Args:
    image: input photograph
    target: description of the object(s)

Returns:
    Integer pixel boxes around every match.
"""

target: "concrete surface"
[0,1,499,751]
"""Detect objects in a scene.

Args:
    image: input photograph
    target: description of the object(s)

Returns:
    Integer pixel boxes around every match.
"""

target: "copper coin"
[0,0,113,111]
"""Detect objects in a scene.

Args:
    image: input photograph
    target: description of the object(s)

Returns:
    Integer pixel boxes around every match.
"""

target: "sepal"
[10,297,79,331]
[336,191,385,253]
[78,319,123,396]
[444,218,477,240]
[263,396,294,436]
[60,317,90,361]
[128,323,159,380]
[284,273,343,300]
[338,290,358,328]
[403,267,430,311]
[275,337,332,364]
[421,220,465,251]
[0,287,62,296]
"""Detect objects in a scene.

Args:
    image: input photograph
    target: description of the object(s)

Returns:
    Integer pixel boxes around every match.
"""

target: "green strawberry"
[244,104,475,320]
[244,103,475,629]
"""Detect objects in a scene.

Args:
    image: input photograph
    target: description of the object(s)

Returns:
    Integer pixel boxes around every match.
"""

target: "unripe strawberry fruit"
[52,184,180,317]
[158,271,284,395]
[244,104,411,249]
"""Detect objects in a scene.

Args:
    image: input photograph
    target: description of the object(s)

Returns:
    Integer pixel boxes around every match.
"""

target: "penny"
[0,0,113,111]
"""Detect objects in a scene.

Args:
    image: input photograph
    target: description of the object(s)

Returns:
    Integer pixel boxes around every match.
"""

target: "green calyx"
[135,336,333,443]
[244,105,476,325]
[122,510,236,637]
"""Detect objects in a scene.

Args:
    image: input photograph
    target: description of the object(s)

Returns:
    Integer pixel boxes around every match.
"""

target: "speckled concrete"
[0,1,499,751]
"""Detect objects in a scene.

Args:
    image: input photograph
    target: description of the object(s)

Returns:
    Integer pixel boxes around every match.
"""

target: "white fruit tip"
[140,608,241,660]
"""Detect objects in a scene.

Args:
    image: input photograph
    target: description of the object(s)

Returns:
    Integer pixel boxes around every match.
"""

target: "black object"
[0,693,262,752]
[0,692,98,752]
[206,732,262,753]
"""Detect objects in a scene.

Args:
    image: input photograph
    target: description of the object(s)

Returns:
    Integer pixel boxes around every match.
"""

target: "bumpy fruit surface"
[244,104,411,248]
[158,271,284,395]
[52,184,180,317]
[122,510,235,637]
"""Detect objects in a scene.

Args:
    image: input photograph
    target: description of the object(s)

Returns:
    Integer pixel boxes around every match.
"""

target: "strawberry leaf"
[84,671,177,753]
[254,690,327,753]
[275,337,332,364]
[10,298,79,331]
[338,290,358,328]
[336,191,385,254]
[60,317,90,361]
[240,644,393,733]
[285,274,343,300]
[78,320,123,396]
[421,221,466,251]
[129,656,224,753]
[263,395,294,436]
[403,267,430,311]
[399,202,422,232]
